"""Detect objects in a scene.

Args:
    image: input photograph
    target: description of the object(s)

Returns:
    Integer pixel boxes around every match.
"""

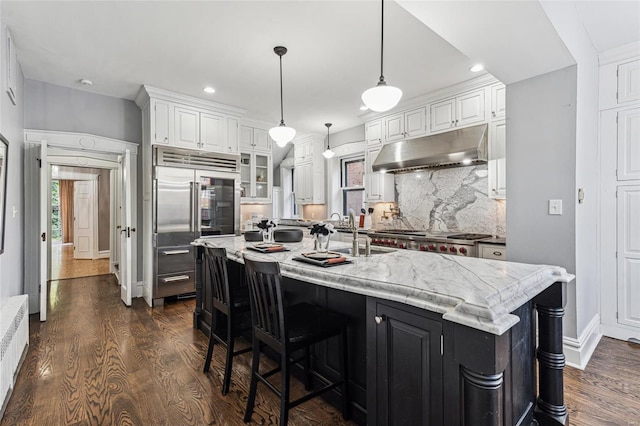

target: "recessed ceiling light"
[470,64,484,73]
[79,79,93,86]
[203,86,216,94]
[360,105,369,111]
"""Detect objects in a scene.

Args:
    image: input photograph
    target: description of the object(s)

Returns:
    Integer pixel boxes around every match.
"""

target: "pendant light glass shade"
[362,0,402,113]
[361,80,403,112]
[270,46,295,147]
[270,124,296,148]
[323,122,335,158]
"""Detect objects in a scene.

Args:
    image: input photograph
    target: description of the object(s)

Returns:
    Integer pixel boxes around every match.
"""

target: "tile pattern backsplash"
[395,165,506,236]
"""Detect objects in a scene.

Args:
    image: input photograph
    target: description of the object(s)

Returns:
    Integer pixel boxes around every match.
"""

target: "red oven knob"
[373,239,379,244]
[398,243,405,249]
[440,245,447,252]
[384,240,390,246]
[450,246,457,253]
[428,244,435,251]
[391,241,397,246]
[459,247,467,255]
[420,245,427,251]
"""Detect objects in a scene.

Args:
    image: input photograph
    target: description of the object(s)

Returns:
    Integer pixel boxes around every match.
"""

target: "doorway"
[50,166,112,280]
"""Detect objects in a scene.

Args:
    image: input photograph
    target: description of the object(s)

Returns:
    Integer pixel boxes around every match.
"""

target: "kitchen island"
[193,236,573,426]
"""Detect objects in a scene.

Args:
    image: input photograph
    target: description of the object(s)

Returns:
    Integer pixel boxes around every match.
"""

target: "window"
[51,180,62,243]
[341,157,365,216]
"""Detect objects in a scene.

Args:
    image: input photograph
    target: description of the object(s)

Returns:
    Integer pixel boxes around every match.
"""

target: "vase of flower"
[257,219,276,244]
[310,222,335,253]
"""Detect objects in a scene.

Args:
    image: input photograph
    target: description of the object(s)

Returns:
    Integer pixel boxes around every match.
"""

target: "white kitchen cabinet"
[489,119,506,198]
[478,243,506,260]
[365,119,384,147]
[240,151,272,203]
[618,59,640,104]
[384,106,428,143]
[617,107,640,181]
[226,117,239,154]
[294,135,325,204]
[152,99,171,145]
[240,125,272,152]
[365,145,394,202]
[490,84,506,120]
[430,89,485,133]
[174,105,226,152]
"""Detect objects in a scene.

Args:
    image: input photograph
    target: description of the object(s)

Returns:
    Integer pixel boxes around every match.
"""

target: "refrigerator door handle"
[189,181,195,233]
[194,179,201,234]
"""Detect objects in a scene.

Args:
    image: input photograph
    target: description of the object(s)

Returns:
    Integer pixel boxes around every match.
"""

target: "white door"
[73,180,96,259]
[199,112,224,152]
[617,185,640,329]
[40,143,48,321]
[120,150,133,306]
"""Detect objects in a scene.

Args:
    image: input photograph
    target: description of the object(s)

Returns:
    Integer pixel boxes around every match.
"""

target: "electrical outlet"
[548,200,563,215]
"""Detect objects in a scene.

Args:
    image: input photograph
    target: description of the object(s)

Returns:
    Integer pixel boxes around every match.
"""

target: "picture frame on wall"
[0,134,8,254]
[6,29,17,105]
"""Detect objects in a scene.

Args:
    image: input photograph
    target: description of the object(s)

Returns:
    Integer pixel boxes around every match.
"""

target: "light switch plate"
[549,199,563,215]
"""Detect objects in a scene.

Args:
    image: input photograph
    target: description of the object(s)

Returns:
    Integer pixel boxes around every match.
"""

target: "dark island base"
[193,246,568,426]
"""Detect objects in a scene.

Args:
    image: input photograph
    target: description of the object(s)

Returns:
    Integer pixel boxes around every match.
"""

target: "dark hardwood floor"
[2,274,640,425]
[2,275,355,425]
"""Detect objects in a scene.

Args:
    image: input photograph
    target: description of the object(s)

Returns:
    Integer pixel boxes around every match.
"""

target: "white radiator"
[0,295,29,417]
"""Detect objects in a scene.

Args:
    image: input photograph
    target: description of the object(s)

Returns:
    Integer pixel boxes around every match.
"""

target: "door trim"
[24,130,139,317]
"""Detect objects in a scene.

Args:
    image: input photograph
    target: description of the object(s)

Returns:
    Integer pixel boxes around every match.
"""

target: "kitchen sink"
[332,247,395,256]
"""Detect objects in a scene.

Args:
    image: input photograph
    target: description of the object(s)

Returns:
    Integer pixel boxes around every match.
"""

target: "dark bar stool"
[202,246,252,395]
[242,255,349,426]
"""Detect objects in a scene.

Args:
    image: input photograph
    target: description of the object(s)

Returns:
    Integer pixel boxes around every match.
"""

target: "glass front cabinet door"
[240,152,272,203]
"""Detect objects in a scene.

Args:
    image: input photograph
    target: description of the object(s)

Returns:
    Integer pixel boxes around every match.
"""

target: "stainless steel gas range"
[368,230,494,257]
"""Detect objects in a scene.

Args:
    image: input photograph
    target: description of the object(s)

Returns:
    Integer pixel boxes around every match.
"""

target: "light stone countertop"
[193,236,573,335]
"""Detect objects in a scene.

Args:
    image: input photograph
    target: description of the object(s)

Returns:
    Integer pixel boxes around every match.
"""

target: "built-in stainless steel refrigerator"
[153,164,240,302]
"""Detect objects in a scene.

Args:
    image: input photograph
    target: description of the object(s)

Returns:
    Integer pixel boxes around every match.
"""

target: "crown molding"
[135,85,247,117]
[599,41,640,65]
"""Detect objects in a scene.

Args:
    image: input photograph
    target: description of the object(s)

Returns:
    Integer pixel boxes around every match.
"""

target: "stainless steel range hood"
[372,123,488,173]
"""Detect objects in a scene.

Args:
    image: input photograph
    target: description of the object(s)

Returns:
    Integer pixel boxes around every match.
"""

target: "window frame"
[340,156,365,216]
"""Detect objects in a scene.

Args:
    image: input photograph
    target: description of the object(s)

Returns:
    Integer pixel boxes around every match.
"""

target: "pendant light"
[361,0,402,112]
[269,46,296,147]
[322,123,335,159]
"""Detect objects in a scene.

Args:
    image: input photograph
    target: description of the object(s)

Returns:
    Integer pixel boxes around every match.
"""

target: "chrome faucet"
[348,210,359,257]
[330,212,342,225]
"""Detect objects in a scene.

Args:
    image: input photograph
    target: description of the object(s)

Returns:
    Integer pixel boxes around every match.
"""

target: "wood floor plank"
[3,274,640,425]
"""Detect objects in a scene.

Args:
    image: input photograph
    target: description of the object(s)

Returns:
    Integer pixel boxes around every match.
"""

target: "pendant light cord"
[379,0,385,83]
[279,55,285,125]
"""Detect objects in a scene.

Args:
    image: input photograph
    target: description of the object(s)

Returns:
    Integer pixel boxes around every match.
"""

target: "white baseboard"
[563,314,602,370]
[98,250,110,259]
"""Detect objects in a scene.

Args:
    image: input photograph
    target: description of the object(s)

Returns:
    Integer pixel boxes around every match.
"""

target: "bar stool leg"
[244,338,260,423]
[222,317,234,395]
[203,310,218,373]
[280,351,291,426]
[303,347,311,391]
[339,326,349,420]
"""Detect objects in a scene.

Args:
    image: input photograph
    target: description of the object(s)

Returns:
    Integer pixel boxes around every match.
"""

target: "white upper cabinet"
[490,84,506,120]
[174,105,200,149]
[136,86,246,156]
[489,119,506,198]
[153,99,171,145]
[430,89,485,133]
[384,107,428,142]
[200,112,225,152]
[240,125,272,152]
[618,59,640,105]
[365,119,383,147]
[365,145,394,202]
[617,106,640,181]
[293,135,325,204]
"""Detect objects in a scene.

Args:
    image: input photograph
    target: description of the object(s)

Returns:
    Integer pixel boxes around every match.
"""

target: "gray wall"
[0,17,25,303]
[506,66,578,336]
[25,79,141,142]
[328,124,365,148]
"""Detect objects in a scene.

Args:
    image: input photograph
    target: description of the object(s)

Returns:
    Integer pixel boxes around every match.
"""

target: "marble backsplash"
[394,165,506,236]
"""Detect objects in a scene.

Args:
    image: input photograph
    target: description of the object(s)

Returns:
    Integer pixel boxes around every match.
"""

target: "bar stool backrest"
[204,246,231,314]
[243,255,287,350]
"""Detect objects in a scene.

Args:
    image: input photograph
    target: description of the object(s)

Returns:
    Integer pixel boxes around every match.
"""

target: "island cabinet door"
[367,299,444,426]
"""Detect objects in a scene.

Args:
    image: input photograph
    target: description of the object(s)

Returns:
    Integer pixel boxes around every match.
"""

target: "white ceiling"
[4,1,639,138]
[3,1,487,136]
